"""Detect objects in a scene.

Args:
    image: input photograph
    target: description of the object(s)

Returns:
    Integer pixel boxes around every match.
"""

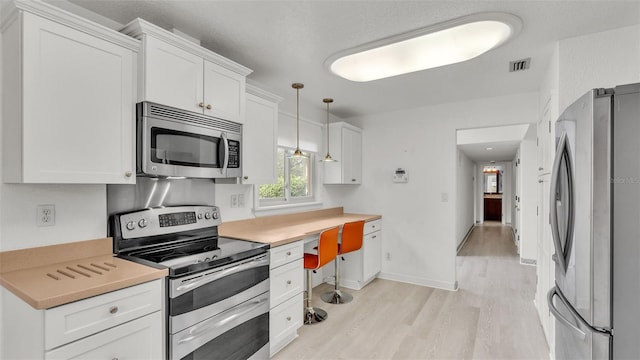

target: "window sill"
[254,201,323,216]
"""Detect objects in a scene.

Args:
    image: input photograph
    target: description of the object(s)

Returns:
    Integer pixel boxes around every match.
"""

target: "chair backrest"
[340,220,365,254]
[316,226,339,269]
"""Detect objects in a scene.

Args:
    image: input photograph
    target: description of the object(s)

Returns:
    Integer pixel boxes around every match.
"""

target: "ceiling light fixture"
[320,98,337,162]
[290,83,308,158]
[326,12,522,82]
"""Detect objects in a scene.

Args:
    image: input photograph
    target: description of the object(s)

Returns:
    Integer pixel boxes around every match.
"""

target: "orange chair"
[321,220,365,304]
[304,226,339,324]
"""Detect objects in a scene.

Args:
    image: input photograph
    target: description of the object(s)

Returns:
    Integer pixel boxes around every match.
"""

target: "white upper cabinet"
[122,19,252,123]
[323,122,363,184]
[2,1,138,184]
[243,85,282,185]
[144,36,204,114]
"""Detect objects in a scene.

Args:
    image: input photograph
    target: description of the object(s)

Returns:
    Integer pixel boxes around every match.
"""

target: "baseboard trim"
[377,272,458,291]
[520,257,537,266]
[457,224,476,253]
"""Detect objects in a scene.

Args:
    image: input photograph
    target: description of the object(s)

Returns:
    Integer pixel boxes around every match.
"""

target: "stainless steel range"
[110,205,270,360]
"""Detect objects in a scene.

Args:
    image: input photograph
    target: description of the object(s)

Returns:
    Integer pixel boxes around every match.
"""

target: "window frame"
[257,146,316,207]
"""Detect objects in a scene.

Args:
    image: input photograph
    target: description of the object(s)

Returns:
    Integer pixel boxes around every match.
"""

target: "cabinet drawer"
[45,311,162,360]
[270,259,303,307]
[45,279,162,350]
[270,241,303,269]
[270,292,303,354]
[364,219,381,235]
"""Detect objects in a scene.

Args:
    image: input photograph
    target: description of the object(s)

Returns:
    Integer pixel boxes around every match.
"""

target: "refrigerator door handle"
[547,286,587,341]
[549,130,575,273]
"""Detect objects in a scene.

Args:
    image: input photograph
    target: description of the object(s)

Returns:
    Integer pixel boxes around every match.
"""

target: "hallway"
[274,222,549,359]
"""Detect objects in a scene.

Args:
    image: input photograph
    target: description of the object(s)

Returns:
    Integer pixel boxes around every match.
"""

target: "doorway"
[483,165,503,221]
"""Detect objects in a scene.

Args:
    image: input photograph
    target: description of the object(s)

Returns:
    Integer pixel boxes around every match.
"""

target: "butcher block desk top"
[219,207,381,247]
[0,238,167,309]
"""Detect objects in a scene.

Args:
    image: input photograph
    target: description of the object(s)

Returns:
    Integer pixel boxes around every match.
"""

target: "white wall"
[559,24,640,112]
[455,149,474,249]
[332,92,539,290]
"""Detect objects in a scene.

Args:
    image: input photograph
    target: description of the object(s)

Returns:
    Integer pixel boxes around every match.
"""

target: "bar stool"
[321,220,365,304]
[304,226,339,324]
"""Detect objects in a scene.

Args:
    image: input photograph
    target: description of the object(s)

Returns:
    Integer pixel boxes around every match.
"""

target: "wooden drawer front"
[270,292,303,353]
[45,311,162,360]
[364,219,381,235]
[45,279,162,350]
[270,241,303,269]
[270,259,303,307]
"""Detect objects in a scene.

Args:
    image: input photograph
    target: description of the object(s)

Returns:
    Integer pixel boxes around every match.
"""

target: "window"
[258,147,314,206]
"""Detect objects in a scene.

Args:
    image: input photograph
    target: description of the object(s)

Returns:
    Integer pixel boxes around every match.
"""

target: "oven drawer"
[171,291,269,360]
[270,241,303,269]
[44,279,162,350]
[270,258,303,307]
[270,292,303,355]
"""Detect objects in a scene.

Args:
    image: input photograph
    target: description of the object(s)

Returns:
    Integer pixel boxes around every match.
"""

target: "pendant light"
[290,83,307,158]
[320,98,337,162]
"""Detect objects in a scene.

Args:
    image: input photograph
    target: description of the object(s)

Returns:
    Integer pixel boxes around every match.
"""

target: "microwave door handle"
[219,132,229,175]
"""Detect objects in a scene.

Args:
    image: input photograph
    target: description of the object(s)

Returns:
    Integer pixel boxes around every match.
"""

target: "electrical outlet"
[230,194,238,208]
[237,194,245,208]
[37,204,55,227]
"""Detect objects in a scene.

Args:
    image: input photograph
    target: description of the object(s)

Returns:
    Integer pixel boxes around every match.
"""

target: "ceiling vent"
[509,57,530,72]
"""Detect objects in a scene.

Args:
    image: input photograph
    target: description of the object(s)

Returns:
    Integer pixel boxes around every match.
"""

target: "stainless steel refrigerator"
[547,83,640,359]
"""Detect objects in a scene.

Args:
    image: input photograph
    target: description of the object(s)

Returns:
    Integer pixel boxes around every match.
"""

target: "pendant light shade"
[320,98,337,162]
[290,83,308,158]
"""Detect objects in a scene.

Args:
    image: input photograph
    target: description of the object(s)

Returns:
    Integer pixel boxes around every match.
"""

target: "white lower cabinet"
[45,312,162,360]
[269,241,303,356]
[340,219,382,290]
[1,279,164,360]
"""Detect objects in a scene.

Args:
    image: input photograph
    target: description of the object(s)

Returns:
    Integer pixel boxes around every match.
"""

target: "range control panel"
[118,205,221,239]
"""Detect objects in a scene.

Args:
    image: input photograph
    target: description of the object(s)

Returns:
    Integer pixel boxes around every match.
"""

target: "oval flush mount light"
[326,12,522,82]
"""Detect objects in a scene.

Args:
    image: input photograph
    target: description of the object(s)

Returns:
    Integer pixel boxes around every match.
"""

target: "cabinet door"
[203,60,245,123]
[243,93,278,184]
[21,13,135,183]
[144,36,204,114]
[342,127,362,184]
[45,312,163,360]
[363,230,381,283]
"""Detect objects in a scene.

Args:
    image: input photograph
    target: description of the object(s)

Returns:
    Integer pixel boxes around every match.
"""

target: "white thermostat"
[393,168,409,183]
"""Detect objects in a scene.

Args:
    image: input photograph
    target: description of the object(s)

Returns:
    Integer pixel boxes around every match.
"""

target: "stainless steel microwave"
[136,101,242,179]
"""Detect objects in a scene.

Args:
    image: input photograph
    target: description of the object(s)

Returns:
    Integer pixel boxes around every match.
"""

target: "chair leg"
[321,256,354,304]
[304,269,328,324]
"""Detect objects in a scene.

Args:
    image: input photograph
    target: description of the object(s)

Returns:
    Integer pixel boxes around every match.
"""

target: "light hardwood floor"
[273,222,550,360]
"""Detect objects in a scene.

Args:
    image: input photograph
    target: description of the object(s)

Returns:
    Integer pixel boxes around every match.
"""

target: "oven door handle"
[177,294,268,345]
[174,254,269,295]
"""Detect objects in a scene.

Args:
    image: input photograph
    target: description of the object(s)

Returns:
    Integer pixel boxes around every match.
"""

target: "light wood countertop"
[219,207,381,247]
[0,238,167,309]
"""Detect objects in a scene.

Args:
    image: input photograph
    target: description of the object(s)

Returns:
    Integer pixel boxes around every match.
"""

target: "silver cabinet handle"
[286,251,292,256]
[351,179,356,182]
[206,104,212,110]
[244,176,248,180]
[539,167,544,170]
[286,280,291,285]
[198,102,205,108]
[372,235,377,239]
[124,171,132,177]
[109,306,118,314]
[286,316,291,321]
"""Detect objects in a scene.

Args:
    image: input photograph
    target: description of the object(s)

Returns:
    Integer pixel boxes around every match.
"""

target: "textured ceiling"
[64,0,639,121]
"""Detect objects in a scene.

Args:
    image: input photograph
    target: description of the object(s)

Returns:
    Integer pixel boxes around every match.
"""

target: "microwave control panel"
[228,139,240,168]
